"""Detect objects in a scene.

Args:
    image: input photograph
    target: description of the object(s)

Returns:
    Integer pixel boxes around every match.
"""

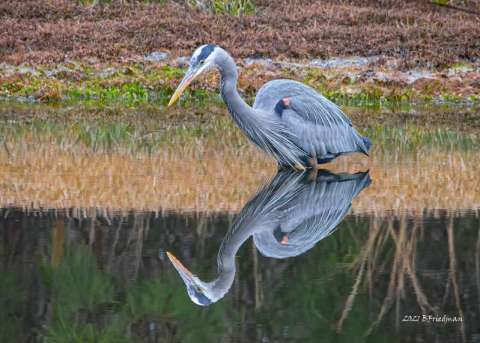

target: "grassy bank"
[1,60,479,110]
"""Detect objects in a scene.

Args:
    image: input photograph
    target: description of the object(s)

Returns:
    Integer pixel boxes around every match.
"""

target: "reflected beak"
[168,68,198,107]
[166,251,195,284]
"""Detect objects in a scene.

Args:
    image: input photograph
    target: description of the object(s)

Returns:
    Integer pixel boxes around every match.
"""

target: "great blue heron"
[166,169,371,306]
[168,45,372,169]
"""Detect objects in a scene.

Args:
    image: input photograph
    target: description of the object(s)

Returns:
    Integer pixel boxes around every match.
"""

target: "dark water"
[1,171,479,342]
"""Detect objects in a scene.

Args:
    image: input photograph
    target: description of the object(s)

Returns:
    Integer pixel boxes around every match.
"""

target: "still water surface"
[0,107,479,342]
[1,172,479,342]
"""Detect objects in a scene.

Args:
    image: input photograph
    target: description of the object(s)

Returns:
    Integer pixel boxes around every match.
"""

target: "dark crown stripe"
[197,44,216,61]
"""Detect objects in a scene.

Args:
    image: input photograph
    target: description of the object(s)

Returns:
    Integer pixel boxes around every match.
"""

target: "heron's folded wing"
[283,93,352,128]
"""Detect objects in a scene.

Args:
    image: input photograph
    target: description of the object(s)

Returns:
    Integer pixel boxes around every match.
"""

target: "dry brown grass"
[0,142,478,214]
[1,0,479,68]
[350,150,480,216]
[0,142,273,212]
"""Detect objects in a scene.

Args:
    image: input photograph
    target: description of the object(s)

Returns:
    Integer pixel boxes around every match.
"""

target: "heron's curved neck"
[209,220,255,300]
[218,55,256,123]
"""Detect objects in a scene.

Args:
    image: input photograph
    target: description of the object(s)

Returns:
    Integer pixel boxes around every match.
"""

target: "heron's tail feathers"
[357,135,372,156]
[361,136,372,155]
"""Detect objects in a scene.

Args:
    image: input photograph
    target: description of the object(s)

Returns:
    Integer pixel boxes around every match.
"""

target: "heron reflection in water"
[167,170,371,306]
[168,45,371,169]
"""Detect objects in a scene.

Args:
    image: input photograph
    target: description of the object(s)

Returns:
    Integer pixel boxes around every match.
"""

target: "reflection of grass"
[277,213,472,340]
[0,119,479,212]
[0,104,478,213]
[0,272,27,342]
[126,279,226,342]
[0,116,250,154]
[1,115,478,154]
[41,246,120,342]
[40,245,225,342]
[365,124,480,153]
[46,318,128,343]
[337,214,467,339]
[277,218,391,343]
[46,246,114,313]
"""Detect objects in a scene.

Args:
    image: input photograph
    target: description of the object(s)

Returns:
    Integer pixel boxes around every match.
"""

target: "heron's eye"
[199,60,205,65]
[195,286,202,292]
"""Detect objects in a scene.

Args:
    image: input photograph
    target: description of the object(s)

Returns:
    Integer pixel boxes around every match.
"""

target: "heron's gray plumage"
[216,49,307,167]
[254,80,352,126]
[254,79,370,161]
[213,47,371,166]
[168,169,371,306]
[171,45,372,168]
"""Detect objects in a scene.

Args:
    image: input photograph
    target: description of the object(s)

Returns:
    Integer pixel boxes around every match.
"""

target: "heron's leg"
[307,149,319,181]
[307,168,318,181]
[308,149,319,169]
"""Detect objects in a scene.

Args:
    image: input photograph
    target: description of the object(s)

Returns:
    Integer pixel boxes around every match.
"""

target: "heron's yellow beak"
[168,70,198,107]
[166,251,194,279]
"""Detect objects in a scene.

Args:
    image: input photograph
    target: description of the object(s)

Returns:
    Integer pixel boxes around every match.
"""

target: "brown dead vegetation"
[1,0,479,68]
[0,141,478,213]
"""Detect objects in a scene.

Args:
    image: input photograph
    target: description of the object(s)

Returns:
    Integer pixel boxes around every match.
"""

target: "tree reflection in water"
[0,174,478,342]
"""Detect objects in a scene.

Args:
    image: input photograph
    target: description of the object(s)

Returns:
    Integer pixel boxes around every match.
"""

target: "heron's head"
[166,251,214,306]
[168,44,224,106]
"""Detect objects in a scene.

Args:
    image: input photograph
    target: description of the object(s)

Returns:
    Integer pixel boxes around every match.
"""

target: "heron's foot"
[277,162,308,172]
[293,163,307,172]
